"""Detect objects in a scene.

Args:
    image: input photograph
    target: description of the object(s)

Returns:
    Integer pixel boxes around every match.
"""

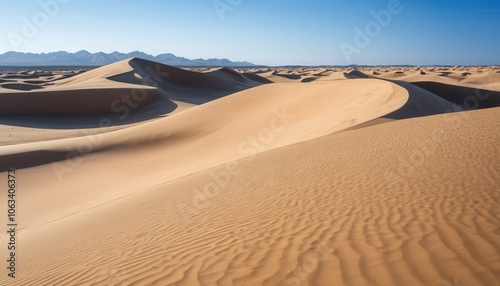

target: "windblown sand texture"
[0,59,499,286]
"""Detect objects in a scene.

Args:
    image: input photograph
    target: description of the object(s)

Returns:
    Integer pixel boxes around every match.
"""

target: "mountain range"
[0,51,256,67]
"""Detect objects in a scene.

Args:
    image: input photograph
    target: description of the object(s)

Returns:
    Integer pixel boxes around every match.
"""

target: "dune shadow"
[344,70,370,79]
[24,80,53,85]
[301,77,320,83]
[411,81,500,109]
[240,72,272,84]
[0,96,177,129]
[351,74,500,122]
[271,72,302,80]
[379,80,459,120]
[125,58,271,105]
[439,72,453,76]
[1,83,44,91]
[0,151,72,172]
[0,74,41,79]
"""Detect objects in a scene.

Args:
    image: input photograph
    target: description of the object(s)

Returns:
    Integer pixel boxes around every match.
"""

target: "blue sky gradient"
[1,0,499,66]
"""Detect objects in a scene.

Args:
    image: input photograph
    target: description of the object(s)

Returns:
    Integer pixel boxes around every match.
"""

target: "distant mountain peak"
[0,51,256,67]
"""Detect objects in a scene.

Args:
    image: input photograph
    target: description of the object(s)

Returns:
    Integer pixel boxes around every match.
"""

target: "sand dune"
[337,68,500,111]
[0,58,270,144]
[2,107,498,286]
[0,61,499,286]
[0,78,413,223]
[0,60,159,117]
[0,58,269,117]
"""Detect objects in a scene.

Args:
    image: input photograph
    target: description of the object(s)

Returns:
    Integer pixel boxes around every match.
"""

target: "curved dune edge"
[375,69,500,90]
[1,107,498,286]
[366,69,500,110]
[1,79,415,227]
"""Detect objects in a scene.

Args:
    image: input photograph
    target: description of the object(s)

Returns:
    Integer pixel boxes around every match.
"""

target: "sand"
[0,59,499,286]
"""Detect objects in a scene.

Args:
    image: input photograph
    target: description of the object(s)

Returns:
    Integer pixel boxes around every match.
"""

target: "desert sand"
[0,59,499,285]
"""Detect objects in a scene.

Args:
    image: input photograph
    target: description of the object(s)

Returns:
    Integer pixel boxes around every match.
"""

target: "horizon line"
[0,51,499,68]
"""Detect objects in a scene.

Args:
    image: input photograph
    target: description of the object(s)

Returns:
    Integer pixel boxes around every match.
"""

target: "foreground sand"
[0,60,499,285]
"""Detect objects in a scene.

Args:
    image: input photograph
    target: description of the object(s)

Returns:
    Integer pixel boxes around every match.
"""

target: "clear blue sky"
[0,0,499,66]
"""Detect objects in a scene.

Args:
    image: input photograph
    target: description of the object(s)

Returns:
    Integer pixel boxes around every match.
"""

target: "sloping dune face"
[0,79,415,223]
[129,58,272,104]
[6,108,499,286]
[0,62,499,286]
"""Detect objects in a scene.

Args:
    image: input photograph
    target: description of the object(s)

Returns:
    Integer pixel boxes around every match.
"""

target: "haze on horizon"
[1,0,499,66]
